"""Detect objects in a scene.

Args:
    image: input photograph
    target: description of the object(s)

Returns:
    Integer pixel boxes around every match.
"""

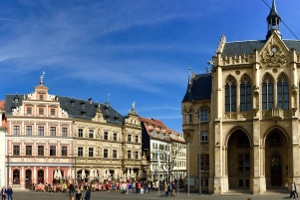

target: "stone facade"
[182,0,300,194]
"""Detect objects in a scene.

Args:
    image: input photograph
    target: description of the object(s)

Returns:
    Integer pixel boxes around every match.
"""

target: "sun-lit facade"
[182,0,300,194]
[4,75,144,189]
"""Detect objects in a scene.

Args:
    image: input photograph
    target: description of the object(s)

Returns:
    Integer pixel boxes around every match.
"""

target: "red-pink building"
[5,76,73,189]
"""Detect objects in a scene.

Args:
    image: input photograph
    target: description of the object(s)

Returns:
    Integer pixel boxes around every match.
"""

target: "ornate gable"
[260,31,289,68]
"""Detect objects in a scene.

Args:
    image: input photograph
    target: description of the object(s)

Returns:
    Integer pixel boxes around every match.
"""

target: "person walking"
[1,186,6,200]
[6,186,12,200]
[84,187,91,200]
[290,182,297,199]
[164,181,168,197]
[294,182,299,198]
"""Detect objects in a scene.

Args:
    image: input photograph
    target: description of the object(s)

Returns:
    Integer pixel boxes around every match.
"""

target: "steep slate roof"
[138,116,185,143]
[221,40,300,57]
[5,94,123,125]
[182,74,212,102]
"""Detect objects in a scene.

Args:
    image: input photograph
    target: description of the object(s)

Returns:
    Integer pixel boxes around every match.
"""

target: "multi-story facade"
[182,0,300,194]
[139,117,186,182]
[5,76,73,189]
[4,75,144,189]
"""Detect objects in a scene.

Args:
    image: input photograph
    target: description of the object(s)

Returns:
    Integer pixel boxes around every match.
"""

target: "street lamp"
[197,109,202,195]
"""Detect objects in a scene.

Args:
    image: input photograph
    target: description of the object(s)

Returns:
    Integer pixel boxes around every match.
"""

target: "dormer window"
[81,111,86,116]
[71,99,75,106]
[81,102,86,109]
[11,106,16,112]
[14,98,19,103]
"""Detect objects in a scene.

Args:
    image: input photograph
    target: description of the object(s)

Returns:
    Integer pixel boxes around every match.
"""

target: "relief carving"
[261,43,287,67]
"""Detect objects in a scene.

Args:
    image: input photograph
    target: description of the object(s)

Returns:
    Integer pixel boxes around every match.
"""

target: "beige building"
[182,0,300,194]
[71,100,142,182]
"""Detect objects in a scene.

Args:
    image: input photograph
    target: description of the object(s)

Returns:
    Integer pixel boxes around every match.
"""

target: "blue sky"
[0,0,299,132]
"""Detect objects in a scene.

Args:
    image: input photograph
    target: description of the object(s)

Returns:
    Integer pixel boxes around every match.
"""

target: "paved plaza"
[12,190,292,200]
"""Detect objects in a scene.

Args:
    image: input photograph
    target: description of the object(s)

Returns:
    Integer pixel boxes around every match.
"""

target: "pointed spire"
[266,0,281,39]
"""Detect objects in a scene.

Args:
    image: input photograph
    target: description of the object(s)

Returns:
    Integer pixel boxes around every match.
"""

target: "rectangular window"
[38,146,44,156]
[127,134,132,142]
[127,150,131,159]
[50,146,56,156]
[78,129,83,137]
[200,154,209,171]
[39,94,44,100]
[26,145,32,156]
[200,109,209,122]
[50,108,55,116]
[26,126,32,135]
[201,131,208,142]
[135,151,139,159]
[27,107,32,115]
[113,149,117,158]
[113,133,117,141]
[62,127,67,137]
[13,126,20,135]
[89,130,94,138]
[61,146,67,156]
[103,149,108,158]
[50,127,56,136]
[38,126,44,136]
[135,135,139,143]
[89,147,93,157]
[78,147,83,157]
[39,108,44,116]
[13,146,20,155]
[104,132,108,140]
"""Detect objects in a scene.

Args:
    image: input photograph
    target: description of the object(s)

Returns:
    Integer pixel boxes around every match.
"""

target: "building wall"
[183,31,300,194]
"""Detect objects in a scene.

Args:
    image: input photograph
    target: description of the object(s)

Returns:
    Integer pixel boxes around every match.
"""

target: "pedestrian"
[6,186,12,200]
[84,187,91,200]
[164,181,168,197]
[75,188,82,200]
[1,186,6,200]
[290,182,297,199]
[295,182,299,198]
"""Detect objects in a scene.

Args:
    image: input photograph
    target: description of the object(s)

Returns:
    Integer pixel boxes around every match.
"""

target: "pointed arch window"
[240,75,252,111]
[277,73,289,110]
[225,76,236,112]
[262,74,274,110]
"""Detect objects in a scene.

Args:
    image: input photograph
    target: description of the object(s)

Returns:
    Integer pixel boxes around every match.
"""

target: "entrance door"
[270,153,282,186]
[25,170,32,189]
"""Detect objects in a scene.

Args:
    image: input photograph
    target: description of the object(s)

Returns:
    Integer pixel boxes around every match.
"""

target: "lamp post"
[197,109,202,195]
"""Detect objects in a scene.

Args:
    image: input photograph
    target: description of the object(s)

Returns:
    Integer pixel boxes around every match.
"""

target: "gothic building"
[182,0,300,194]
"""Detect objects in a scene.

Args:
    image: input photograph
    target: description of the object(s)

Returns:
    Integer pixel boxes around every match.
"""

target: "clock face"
[271,46,278,53]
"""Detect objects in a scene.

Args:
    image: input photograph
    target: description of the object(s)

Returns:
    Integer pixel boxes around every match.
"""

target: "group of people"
[68,183,91,200]
[1,186,13,200]
[164,181,177,197]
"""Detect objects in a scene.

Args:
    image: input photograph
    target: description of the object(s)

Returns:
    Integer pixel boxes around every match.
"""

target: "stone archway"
[265,128,288,188]
[227,129,251,189]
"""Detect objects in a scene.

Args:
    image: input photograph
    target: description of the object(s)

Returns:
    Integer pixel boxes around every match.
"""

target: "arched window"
[277,73,289,110]
[240,75,252,111]
[225,76,237,112]
[262,73,274,110]
[13,169,20,184]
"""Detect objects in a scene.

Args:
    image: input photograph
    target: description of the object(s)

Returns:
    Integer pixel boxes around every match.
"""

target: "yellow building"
[182,0,299,194]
